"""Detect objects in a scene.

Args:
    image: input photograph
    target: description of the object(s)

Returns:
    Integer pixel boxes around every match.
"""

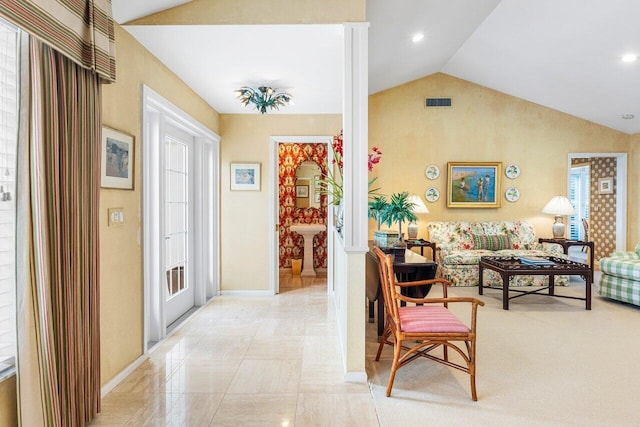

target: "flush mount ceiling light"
[235,86,292,114]
[621,53,638,63]
[412,32,425,43]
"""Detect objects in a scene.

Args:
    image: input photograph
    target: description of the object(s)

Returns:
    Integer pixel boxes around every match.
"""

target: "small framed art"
[101,126,134,190]
[296,185,309,198]
[230,162,261,191]
[598,177,613,194]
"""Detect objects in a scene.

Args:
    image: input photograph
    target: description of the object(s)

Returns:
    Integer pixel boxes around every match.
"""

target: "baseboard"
[101,354,148,397]
[344,371,368,383]
[219,290,274,296]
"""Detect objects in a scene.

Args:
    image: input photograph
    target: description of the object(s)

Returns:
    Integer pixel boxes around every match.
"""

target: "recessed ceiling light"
[412,33,425,43]
[622,53,638,63]
[622,114,635,119]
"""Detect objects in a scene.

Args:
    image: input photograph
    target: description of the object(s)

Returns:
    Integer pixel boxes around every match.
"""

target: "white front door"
[164,124,195,326]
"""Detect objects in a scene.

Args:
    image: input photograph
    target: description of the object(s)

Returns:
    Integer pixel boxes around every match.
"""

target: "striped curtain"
[0,0,115,82]
[16,34,101,427]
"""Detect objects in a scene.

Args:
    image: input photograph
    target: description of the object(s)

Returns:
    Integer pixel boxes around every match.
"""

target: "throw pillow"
[473,234,511,251]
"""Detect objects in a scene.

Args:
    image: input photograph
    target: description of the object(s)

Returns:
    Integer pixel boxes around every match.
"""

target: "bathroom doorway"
[269,136,333,294]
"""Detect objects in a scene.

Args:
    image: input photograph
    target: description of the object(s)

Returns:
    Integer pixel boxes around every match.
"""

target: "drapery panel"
[16,34,101,427]
[0,0,115,82]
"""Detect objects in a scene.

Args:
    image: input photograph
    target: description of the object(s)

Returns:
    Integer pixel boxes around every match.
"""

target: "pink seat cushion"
[399,306,469,333]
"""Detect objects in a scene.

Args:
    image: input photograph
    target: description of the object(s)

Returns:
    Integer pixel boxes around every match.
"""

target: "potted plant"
[368,195,389,231]
[381,192,416,260]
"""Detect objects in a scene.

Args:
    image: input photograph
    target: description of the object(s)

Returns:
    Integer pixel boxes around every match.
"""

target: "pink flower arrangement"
[319,130,382,205]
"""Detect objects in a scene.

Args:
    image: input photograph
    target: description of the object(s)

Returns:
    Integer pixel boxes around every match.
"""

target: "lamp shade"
[408,195,429,214]
[542,196,575,216]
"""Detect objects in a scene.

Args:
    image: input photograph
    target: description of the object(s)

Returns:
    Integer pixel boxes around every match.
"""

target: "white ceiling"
[112,0,640,133]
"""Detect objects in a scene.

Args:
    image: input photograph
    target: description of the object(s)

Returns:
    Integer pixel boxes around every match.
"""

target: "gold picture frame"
[447,162,502,208]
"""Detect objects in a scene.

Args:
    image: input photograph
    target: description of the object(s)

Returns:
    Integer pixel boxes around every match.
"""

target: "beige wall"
[128,0,365,25]
[99,24,219,384]
[369,73,637,246]
[219,114,341,290]
[629,134,640,248]
[0,376,17,426]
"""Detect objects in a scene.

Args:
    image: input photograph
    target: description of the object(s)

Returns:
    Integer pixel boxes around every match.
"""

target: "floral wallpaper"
[590,157,617,260]
[279,143,328,269]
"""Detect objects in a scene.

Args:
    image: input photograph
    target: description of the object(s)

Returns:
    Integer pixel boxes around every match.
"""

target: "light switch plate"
[108,207,124,226]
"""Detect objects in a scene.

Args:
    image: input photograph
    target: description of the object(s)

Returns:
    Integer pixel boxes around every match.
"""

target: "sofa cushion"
[480,221,536,250]
[600,257,640,281]
[473,234,511,251]
[443,249,495,265]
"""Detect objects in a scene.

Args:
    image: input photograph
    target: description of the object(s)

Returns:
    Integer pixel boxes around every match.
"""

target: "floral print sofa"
[598,243,640,306]
[425,221,568,287]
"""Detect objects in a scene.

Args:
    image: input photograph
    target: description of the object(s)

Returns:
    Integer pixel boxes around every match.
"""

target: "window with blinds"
[0,18,17,377]
[569,165,590,241]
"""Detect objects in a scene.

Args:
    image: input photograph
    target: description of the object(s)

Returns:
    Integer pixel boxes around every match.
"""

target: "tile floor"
[90,272,380,426]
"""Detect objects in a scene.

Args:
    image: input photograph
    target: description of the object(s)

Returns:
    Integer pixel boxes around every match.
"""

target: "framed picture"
[598,177,614,194]
[230,162,261,191]
[101,126,134,190]
[314,175,321,189]
[296,185,309,198]
[314,193,321,203]
[447,162,502,208]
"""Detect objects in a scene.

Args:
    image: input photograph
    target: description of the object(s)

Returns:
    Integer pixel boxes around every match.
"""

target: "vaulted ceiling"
[112,0,640,134]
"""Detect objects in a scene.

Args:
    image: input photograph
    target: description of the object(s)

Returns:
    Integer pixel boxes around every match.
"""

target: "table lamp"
[407,194,429,239]
[542,195,575,238]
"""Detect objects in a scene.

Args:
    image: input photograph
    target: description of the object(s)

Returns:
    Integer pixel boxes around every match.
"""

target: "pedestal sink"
[290,223,326,277]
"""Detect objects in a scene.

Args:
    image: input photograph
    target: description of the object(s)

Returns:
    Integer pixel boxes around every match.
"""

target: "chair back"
[373,247,401,327]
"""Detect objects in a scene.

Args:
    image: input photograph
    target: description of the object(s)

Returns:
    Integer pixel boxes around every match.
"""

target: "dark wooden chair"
[373,247,484,400]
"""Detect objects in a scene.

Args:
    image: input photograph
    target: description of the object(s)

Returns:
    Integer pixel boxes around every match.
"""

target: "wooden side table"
[405,239,437,261]
[538,238,594,282]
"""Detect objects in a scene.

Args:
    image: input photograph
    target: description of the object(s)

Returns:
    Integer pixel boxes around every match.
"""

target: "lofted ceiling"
[112,0,640,134]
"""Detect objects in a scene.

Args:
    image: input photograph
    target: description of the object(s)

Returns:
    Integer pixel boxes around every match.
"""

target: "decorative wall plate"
[425,187,440,202]
[425,165,440,180]
[505,187,520,202]
[505,164,520,179]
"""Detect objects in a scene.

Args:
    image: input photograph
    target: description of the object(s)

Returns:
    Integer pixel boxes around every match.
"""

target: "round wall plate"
[425,165,440,180]
[505,187,520,202]
[425,187,440,202]
[505,164,520,179]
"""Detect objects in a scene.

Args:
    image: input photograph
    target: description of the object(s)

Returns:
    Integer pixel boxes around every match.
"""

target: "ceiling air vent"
[425,97,452,108]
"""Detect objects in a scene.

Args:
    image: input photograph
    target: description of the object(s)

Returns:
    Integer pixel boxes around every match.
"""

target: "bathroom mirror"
[295,160,322,209]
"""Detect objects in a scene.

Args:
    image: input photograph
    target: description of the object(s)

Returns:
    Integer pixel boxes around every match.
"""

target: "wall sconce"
[542,195,575,238]
[235,86,292,114]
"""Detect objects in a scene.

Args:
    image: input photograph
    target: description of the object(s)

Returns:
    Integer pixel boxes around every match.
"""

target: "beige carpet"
[366,272,640,427]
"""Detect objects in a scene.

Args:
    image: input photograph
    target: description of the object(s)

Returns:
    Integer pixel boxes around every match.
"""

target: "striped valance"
[0,0,115,82]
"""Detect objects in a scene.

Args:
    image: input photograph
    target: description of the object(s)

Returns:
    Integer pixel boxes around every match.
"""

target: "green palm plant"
[368,195,389,231]
[381,192,417,242]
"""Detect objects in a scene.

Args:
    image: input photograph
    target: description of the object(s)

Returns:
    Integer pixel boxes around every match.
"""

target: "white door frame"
[142,86,220,351]
[567,152,627,251]
[269,136,333,295]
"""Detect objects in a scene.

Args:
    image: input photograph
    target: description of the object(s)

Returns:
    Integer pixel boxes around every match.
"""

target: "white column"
[342,22,370,254]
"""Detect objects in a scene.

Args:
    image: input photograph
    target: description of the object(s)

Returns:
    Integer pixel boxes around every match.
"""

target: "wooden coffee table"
[478,256,592,310]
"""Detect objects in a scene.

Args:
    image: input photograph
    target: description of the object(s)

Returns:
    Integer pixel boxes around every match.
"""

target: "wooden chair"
[373,247,485,400]
[581,218,589,251]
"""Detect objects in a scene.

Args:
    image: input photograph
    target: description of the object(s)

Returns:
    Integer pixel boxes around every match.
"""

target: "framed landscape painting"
[447,162,502,208]
[231,162,261,191]
[101,126,134,190]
